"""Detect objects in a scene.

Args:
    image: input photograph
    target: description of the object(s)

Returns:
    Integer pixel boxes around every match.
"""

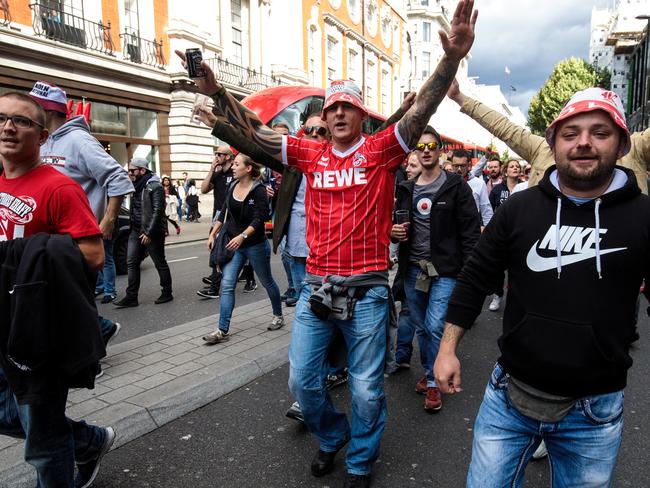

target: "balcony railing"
[1,0,11,27]
[206,57,284,93]
[120,30,166,70]
[29,2,115,55]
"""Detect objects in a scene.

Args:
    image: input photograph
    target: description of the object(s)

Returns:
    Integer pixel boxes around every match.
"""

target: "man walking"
[197,146,234,299]
[178,2,477,485]
[484,155,502,193]
[0,91,115,488]
[392,127,480,412]
[435,87,650,487]
[114,158,173,307]
[450,148,493,227]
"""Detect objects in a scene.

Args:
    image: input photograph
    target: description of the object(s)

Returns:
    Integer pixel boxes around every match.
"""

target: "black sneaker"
[95,364,104,380]
[113,297,138,308]
[196,289,219,299]
[154,294,174,304]
[100,294,116,304]
[280,288,296,301]
[75,426,116,488]
[285,296,298,307]
[103,322,121,347]
[285,401,304,422]
[202,276,213,286]
[326,369,349,390]
[243,281,257,293]
[344,473,371,488]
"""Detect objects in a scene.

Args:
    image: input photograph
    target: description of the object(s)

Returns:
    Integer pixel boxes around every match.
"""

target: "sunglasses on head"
[304,126,328,136]
[415,142,438,152]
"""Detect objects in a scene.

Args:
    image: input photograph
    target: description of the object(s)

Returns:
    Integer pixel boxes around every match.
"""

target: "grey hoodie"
[40,116,134,221]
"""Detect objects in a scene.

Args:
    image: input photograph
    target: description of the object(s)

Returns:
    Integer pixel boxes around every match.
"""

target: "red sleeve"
[48,183,101,239]
[367,123,410,171]
[281,135,324,172]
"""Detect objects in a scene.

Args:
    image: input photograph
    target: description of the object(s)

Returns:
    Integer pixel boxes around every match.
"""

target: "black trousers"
[125,230,172,298]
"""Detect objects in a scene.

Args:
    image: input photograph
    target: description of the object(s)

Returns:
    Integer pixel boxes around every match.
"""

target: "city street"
[92,300,650,488]
[99,239,291,344]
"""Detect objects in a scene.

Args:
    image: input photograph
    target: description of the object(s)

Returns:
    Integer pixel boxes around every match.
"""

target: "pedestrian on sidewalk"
[0,91,115,488]
[114,158,173,307]
[435,87,650,487]
[178,1,477,483]
[162,175,181,236]
[202,153,284,344]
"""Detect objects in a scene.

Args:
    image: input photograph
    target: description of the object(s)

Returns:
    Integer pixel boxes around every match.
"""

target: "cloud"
[468,0,612,117]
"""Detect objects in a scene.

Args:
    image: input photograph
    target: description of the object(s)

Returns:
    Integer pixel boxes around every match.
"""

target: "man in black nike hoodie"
[434,87,650,487]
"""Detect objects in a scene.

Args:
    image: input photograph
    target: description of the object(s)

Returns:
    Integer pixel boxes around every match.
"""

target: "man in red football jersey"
[177,2,477,485]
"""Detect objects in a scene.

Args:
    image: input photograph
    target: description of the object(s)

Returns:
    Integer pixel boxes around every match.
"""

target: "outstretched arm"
[397,0,478,147]
[176,51,284,161]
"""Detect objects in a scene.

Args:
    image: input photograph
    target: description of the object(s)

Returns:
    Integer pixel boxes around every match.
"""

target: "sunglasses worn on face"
[215,152,229,157]
[0,114,44,130]
[415,142,438,151]
[304,126,328,136]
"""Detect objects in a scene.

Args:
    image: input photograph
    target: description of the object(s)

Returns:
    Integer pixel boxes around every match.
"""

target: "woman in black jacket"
[488,159,521,211]
[203,154,284,344]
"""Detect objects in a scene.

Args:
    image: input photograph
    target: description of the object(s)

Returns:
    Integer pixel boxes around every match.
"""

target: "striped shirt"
[282,123,409,276]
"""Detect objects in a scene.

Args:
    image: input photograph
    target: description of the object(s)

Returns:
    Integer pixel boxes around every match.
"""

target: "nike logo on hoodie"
[526,224,626,272]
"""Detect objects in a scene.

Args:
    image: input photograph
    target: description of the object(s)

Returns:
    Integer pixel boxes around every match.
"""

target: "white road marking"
[167,256,198,263]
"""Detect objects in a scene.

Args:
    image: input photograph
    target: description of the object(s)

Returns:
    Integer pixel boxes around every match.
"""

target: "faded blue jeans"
[0,368,107,487]
[467,363,624,487]
[95,238,116,296]
[218,240,282,332]
[404,266,456,387]
[288,283,389,476]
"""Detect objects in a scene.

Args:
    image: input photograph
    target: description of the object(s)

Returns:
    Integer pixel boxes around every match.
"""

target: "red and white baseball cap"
[322,79,368,120]
[545,87,630,155]
[29,81,68,114]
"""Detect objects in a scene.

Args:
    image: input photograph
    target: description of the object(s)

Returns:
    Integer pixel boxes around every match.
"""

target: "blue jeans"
[394,302,414,364]
[95,238,116,296]
[218,240,282,332]
[286,254,306,291]
[404,266,456,387]
[279,240,295,294]
[288,283,389,476]
[0,369,107,487]
[468,363,624,487]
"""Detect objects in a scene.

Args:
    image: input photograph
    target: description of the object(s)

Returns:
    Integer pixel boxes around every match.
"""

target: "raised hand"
[400,91,417,112]
[175,49,220,96]
[447,78,465,105]
[439,0,478,63]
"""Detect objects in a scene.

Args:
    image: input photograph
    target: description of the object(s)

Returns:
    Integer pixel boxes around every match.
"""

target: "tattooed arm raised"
[397,0,478,148]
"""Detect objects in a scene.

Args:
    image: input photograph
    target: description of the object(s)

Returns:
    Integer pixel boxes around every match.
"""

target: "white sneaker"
[532,440,548,460]
[488,294,501,311]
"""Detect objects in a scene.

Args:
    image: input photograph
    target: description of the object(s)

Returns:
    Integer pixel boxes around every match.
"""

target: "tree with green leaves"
[528,57,610,135]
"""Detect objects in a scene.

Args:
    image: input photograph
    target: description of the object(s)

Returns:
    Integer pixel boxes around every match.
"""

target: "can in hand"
[186,48,206,78]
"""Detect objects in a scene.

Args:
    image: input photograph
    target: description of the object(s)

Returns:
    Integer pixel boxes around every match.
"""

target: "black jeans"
[125,230,172,299]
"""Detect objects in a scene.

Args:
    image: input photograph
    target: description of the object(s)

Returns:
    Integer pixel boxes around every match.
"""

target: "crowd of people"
[2,1,650,487]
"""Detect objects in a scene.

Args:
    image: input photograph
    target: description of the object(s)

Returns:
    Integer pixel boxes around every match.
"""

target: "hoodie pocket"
[502,312,612,373]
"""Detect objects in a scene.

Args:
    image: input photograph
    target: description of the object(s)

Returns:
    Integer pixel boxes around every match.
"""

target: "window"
[348,49,358,81]
[38,0,87,47]
[381,69,389,115]
[421,0,429,5]
[422,51,431,78]
[231,0,243,65]
[309,28,318,85]
[422,22,431,42]
[129,108,158,139]
[366,60,375,105]
[327,38,338,82]
[614,84,618,88]
[89,102,128,136]
[124,0,140,35]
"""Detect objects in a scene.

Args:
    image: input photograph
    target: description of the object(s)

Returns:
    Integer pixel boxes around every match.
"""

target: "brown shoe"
[424,386,442,412]
[415,376,428,395]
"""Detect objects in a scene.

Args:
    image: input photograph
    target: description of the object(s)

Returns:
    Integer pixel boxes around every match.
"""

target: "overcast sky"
[468,0,613,119]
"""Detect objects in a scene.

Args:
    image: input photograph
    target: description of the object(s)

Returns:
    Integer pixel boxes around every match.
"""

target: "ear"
[38,128,49,146]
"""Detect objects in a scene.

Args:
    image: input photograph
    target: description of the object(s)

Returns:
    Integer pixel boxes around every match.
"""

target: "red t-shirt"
[0,165,101,241]
[282,123,408,276]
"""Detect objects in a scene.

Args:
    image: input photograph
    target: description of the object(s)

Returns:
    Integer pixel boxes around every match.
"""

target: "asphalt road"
[97,241,292,344]
[92,302,650,487]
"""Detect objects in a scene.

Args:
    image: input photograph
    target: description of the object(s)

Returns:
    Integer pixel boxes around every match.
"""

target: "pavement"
[0,297,295,487]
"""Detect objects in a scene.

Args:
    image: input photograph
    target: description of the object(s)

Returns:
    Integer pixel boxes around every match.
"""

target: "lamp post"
[636,15,650,129]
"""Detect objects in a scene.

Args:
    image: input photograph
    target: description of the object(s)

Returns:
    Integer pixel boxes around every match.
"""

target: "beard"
[556,155,617,192]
